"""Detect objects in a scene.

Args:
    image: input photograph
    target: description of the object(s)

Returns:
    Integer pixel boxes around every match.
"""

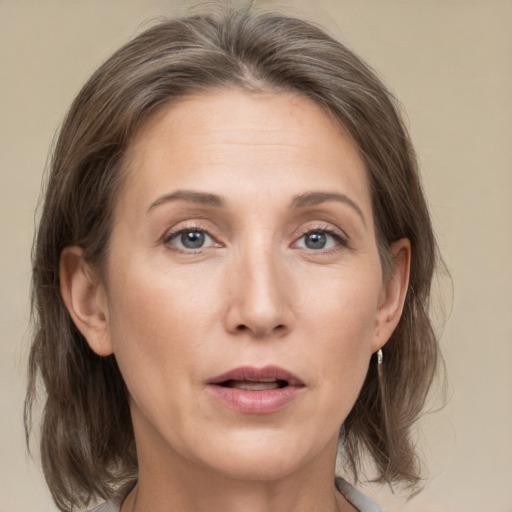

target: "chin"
[190,429,332,482]
[207,453,306,482]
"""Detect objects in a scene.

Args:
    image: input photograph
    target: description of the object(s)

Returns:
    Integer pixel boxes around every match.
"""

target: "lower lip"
[206,384,304,414]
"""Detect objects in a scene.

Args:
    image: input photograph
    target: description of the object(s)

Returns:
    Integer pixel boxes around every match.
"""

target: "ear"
[60,246,114,356]
[371,238,411,353]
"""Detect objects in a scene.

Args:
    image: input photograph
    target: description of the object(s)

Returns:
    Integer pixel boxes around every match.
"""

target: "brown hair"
[25,7,442,511]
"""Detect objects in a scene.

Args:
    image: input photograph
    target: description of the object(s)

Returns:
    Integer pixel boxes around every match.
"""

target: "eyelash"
[162,224,349,253]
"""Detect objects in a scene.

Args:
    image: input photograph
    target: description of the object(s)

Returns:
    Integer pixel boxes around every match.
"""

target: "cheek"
[298,268,381,404]
[301,267,381,347]
[105,262,220,400]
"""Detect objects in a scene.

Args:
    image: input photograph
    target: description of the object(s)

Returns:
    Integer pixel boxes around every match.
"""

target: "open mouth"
[208,365,304,389]
[218,379,289,390]
[207,366,304,414]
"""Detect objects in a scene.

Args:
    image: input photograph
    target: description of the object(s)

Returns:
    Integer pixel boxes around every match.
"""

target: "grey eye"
[168,229,214,250]
[180,230,205,249]
[295,229,344,251]
[304,232,327,249]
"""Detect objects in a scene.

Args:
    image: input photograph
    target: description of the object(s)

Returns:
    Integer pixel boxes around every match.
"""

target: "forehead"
[131,90,356,157]
[120,90,372,216]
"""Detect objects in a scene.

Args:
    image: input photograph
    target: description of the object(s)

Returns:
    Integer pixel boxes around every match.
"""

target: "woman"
[25,6,441,512]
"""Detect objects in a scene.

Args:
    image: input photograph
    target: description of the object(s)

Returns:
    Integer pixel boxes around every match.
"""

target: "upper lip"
[207,365,305,387]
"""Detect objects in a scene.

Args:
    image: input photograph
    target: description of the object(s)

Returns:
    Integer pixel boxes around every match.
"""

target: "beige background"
[1,0,511,510]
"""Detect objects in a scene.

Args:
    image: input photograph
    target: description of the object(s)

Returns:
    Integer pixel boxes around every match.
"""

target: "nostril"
[232,322,288,336]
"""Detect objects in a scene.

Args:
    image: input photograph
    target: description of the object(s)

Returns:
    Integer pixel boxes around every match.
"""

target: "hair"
[25,6,442,511]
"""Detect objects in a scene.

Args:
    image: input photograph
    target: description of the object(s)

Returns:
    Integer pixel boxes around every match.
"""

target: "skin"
[60,90,410,512]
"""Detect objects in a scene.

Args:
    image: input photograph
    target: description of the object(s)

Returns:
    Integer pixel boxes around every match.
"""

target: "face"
[82,91,407,482]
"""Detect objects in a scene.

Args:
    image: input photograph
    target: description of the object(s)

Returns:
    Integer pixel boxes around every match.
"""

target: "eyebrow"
[147,190,226,213]
[291,192,366,226]
[147,189,366,225]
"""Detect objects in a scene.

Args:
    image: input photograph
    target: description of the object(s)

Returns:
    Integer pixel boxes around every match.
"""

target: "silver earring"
[377,349,383,365]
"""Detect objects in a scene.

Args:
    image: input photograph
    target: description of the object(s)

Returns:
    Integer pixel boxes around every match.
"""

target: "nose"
[224,242,294,339]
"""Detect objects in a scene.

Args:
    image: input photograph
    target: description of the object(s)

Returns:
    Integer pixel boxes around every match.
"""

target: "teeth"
[227,379,280,391]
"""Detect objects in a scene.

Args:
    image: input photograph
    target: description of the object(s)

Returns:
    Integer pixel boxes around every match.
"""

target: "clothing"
[335,477,387,512]
[89,478,386,512]
[90,502,119,512]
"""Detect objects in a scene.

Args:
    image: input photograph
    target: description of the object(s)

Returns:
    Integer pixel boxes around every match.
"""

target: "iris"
[305,232,327,249]
[181,230,205,249]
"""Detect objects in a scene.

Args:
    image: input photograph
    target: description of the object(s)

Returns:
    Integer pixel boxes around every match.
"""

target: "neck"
[123,422,352,512]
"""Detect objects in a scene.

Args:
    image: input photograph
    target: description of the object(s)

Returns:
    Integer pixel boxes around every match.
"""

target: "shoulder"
[335,477,387,512]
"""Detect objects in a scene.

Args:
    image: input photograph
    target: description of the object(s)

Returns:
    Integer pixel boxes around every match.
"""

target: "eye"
[294,229,346,250]
[166,228,216,250]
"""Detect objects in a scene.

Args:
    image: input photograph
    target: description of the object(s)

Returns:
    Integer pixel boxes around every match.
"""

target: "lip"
[206,365,305,414]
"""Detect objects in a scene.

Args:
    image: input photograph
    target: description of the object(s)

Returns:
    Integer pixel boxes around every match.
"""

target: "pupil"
[305,232,326,249]
[181,231,205,249]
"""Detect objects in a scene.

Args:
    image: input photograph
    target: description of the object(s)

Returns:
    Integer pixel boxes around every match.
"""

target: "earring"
[377,349,383,365]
